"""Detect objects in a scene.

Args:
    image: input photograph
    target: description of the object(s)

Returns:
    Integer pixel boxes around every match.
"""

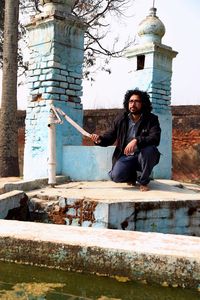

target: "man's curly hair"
[123,89,152,114]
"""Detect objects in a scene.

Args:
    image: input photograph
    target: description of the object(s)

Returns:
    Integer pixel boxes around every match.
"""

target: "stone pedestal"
[125,8,178,179]
[23,0,86,180]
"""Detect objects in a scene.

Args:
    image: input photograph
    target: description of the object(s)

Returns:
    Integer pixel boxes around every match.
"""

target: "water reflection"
[0,262,199,300]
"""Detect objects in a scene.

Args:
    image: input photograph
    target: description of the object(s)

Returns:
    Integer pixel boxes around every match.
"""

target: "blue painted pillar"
[126,7,178,179]
[23,1,86,180]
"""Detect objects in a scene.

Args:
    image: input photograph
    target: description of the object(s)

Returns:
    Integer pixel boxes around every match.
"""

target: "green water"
[0,262,199,300]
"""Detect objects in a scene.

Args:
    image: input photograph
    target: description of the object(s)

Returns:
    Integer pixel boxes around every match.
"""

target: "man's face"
[128,94,142,115]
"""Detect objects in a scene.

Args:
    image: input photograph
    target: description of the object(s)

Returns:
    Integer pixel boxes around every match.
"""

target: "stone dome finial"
[39,0,75,14]
[137,7,165,44]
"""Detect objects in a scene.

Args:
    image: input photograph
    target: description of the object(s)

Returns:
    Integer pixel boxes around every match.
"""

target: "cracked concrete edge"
[1,176,69,193]
[0,220,199,290]
[0,191,26,219]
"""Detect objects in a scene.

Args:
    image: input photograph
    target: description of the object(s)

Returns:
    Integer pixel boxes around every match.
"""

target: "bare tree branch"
[0,0,135,79]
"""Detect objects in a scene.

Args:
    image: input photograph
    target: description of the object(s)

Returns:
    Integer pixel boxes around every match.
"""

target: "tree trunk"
[0,0,19,177]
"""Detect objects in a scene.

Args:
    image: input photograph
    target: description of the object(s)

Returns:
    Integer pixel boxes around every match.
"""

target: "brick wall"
[83,109,120,145]
[171,106,200,183]
[17,106,200,183]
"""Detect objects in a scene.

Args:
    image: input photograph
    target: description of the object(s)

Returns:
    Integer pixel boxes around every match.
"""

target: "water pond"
[0,261,199,300]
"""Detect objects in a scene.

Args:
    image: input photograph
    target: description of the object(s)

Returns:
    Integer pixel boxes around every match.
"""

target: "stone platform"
[27,178,200,201]
[25,179,200,235]
[1,178,200,234]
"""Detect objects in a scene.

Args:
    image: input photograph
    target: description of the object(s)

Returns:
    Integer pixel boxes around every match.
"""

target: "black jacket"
[98,111,161,166]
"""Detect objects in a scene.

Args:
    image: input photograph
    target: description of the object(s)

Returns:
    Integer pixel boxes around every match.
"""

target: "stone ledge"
[0,220,199,290]
[2,176,68,193]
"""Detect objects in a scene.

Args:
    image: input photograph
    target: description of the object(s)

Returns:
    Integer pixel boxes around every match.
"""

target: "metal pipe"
[48,108,56,187]
[47,103,91,186]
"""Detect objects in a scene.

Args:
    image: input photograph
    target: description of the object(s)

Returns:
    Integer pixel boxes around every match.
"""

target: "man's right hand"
[90,134,101,144]
[124,138,137,156]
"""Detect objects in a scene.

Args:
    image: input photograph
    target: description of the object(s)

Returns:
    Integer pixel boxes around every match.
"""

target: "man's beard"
[130,109,142,115]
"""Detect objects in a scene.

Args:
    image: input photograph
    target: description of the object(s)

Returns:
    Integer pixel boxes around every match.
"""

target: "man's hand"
[90,133,101,144]
[124,139,137,156]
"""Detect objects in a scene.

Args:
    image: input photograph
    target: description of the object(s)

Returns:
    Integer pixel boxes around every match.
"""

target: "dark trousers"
[109,145,160,185]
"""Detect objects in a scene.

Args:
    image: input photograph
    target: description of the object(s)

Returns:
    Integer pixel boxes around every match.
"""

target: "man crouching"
[91,89,161,192]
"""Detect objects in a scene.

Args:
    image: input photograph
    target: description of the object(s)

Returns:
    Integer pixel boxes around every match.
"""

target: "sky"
[82,0,200,109]
[1,0,200,109]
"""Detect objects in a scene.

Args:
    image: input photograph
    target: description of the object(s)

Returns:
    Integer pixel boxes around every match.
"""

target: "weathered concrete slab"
[0,177,20,195]
[0,191,25,219]
[62,145,114,180]
[0,220,199,290]
[1,179,200,235]
[26,180,200,235]
[0,176,68,194]
[62,145,171,180]
[27,179,200,202]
